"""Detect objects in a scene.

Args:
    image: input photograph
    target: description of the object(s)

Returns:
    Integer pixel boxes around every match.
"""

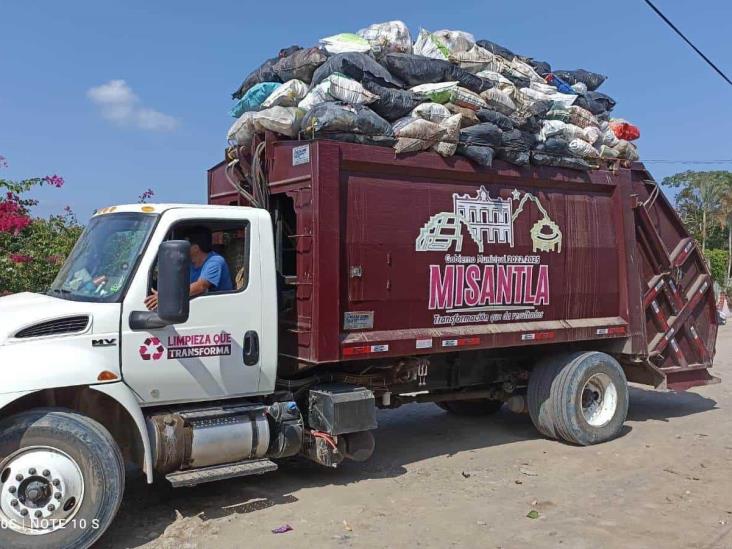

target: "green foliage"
[0,211,82,294]
[704,249,729,289]
[663,171,732,251]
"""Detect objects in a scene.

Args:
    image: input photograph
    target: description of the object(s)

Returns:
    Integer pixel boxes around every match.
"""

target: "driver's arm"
[144,279,211,311]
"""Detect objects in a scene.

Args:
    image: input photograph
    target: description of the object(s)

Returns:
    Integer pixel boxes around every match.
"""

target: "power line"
[642,0,732,86]
[643,159,732,164]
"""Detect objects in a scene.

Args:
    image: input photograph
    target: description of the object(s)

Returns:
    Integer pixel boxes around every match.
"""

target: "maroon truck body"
[209,139,718,391]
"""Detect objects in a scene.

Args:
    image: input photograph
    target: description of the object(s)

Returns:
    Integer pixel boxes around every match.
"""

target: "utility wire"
[643,0,732,86]
[642,159,732,164]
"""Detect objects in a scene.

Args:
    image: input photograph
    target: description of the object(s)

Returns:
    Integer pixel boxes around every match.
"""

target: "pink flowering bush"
[0,158,81,294]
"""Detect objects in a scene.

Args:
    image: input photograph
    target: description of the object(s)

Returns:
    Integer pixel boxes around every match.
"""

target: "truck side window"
[148,221,250,295]
[210,224,250,292]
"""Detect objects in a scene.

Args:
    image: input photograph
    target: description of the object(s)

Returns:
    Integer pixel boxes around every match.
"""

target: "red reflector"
[343,344,389,357]
[441,337,480,347]
[343,346,370,357]
[596,326,626,336]
[521,331,555,341]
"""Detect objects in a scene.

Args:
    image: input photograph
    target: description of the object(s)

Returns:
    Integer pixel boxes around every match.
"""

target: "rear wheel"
[436,399,504,416]
[0,409,124,549]
[527,352,629,445]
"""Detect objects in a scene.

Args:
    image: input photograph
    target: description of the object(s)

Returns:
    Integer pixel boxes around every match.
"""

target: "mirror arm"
[129,311,172,331]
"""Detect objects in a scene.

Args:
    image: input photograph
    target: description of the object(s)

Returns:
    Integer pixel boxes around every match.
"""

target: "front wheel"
[527,352,629,445]
[0,409,125,549]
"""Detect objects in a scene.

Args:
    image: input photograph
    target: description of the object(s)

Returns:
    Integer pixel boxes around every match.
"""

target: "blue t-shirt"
[191,251,233,292]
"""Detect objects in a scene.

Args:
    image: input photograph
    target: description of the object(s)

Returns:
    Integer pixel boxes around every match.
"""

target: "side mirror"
[129,240,190,331]
[157,240,191,324]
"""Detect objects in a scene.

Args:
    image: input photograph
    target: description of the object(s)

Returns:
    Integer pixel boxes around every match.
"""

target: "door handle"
[243,331,259,366]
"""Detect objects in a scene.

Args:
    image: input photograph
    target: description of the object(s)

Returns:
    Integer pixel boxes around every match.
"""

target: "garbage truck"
[0,137,718,548]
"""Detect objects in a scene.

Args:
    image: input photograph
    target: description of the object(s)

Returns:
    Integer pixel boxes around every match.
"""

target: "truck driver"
[144,225,233,310]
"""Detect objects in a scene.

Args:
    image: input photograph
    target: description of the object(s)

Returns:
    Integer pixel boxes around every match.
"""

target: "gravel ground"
[98,326,732,549]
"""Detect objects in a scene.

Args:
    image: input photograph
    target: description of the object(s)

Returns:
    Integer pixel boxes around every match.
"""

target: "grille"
[15,316,90,338]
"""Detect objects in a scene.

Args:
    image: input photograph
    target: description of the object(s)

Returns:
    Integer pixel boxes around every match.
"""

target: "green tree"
[715,178,732,287]
[663,171,732,253]
[704,248,729,289]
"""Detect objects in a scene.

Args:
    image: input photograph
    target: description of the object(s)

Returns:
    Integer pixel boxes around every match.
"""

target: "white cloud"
[87,80,179,132]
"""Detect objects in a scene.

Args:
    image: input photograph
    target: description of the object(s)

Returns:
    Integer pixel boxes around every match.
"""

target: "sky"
[1,0,731,219]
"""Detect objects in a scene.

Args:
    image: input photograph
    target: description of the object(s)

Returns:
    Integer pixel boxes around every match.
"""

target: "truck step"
[166,459,278,488]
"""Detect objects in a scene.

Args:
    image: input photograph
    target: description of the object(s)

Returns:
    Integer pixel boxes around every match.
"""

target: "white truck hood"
[0,292,95,344]
[0,292,123,395]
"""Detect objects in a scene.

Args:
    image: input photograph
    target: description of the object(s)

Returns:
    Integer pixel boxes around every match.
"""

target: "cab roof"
[92,203,254,216]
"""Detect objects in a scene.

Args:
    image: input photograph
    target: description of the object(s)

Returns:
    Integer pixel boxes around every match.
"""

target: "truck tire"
[527,352,629,446]
[0,409,125,549]
[436,399,503,416]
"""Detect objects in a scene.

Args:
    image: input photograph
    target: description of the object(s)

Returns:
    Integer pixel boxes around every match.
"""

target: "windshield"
[49,213,157,302]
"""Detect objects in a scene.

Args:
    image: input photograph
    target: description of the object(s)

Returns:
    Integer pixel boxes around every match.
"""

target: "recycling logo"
[139,337,165,361]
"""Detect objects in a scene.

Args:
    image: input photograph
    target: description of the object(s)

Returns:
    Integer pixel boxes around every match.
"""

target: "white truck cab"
[0,204,312,548]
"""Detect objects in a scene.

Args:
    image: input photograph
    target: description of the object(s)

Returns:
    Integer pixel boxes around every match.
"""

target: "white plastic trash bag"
[413,28,475,60]
[563,123,591,143]
[509,58,543,82]
[319,33,371,54]
[568,138,599,159]
[357,20,412,55]
[450,87,487,111]
[323,73,379,105]
[480,89,516,115]
[538,119,566,141]
[262,79,309,108]
[392,116,447,153]
[227,111,256,146]
[476,69,517,97]
[449,45,499,73]
[583,126,602,146]
[411,82,459,104]
[445,103,480,126]
[432,113,462,157]
[412,103,452,123]
[252,106,304,137]
[299,82,331,111]
[602,127,620,147]
[519,87,576,108]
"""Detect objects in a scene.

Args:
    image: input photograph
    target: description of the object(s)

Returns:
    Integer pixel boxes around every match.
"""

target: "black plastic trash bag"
[496,129,533,166]
[300,102,394,138]
[511,99,552,133]
[362,76,427,120]
[535,136,571,156]
[457,144,494,167]
[475,39,516,60]
[475,109,514,131]
[573,94,606,116]
[553,69,607,91]
[587,91,615,112]
[317,132,396,147]
[278,45,303,58]
[458,122,503,147]
[311,52,402,89]
[531,151,591,171]
[273,47,328,83]
[232,58,281,100]
[521,57,551,77]
[382,54,491,94]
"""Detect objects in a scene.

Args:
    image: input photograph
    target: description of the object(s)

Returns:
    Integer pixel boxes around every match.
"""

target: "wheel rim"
[580,373,618,427]
[0,446,85,535]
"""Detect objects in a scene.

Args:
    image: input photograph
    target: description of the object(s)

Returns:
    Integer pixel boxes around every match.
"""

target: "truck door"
[120,208,276,405]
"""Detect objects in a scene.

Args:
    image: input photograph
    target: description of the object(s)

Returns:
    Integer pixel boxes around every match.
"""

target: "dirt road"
[100,327,732,549]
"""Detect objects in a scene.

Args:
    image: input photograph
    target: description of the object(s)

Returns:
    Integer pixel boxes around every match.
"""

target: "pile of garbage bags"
[227,21,641,171]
